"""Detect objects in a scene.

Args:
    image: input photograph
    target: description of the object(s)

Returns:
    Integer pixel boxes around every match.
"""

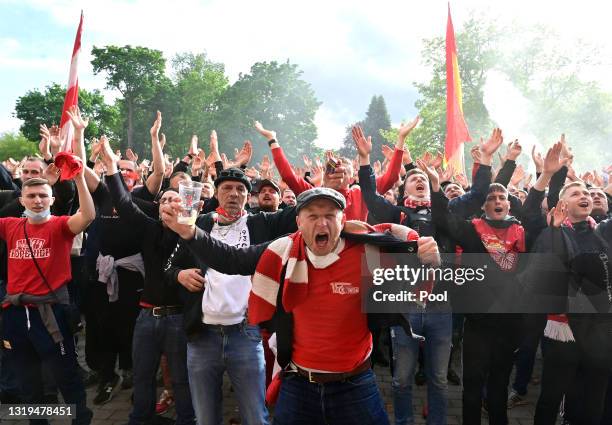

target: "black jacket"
[105,172,182,307]
[165,205,298,338]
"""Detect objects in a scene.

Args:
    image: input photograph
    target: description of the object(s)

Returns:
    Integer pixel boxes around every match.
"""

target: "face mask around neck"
[24,208,51,222]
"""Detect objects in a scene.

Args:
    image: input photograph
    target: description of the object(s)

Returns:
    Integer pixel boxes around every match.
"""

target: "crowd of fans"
[0,105,611,425]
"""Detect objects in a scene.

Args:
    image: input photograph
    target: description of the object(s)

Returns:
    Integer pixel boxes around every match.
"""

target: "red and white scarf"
[403,198,431,209]
[248,221,419,325]
[544,218,597,342]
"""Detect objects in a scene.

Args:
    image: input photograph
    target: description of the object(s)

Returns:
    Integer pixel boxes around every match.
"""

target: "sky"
[2,0,612,150]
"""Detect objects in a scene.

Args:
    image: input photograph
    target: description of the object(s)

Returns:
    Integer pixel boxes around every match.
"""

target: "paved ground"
[0,345,559,425]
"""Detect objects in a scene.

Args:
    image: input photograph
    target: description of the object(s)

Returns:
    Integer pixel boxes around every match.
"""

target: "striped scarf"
[248,221,419,325]
[544,217,598,342]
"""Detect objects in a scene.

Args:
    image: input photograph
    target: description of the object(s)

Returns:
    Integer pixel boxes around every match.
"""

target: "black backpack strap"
[23,220,59,302]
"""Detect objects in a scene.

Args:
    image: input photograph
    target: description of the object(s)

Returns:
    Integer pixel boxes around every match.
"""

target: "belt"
[200,320,245,332]
[293,358,372,384]
[145,306,182,317]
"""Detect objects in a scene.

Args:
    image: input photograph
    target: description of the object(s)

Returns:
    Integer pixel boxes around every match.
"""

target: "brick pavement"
[2,346,561,425]
[86,357,555,425]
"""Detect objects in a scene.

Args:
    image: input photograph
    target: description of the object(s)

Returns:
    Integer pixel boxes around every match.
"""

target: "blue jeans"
[2,305,92,425]
[187,322,269,425]
[391,313,452,425]
[273,368,389,425]
[128,309,195,425]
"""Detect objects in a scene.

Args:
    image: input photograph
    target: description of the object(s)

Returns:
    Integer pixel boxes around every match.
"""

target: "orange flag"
[444,4,470,174]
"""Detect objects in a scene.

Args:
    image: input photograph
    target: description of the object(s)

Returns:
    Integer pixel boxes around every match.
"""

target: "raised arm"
[161,202,268,275]
[67,168,96,235]
[255,121,313,195]
[145,111,165,196]
[376,117,418,193]
[99,138,149,232]
[358,164,402,223]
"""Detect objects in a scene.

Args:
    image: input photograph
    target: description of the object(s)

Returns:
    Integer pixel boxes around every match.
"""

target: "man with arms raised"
[0,166,95,425]
[162,187,441,425]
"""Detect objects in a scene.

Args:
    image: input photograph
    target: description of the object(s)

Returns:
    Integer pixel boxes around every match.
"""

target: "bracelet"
[187,153,196,159]
[268,139,277,147]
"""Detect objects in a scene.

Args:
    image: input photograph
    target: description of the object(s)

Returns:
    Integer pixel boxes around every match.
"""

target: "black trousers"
[462,317,523,425]
[535,337,609,425]
[86,268,142,383]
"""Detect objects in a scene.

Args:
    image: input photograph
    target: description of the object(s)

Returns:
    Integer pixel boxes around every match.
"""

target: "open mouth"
[416,184,425,191]
[494,207,503,213]
[578,201,589,208]
[315,233,329,247]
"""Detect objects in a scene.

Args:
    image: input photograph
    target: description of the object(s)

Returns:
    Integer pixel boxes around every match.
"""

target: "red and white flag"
[59,11,83,152]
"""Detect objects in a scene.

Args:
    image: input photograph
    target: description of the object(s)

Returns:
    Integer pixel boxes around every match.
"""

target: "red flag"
[59,11,83,152]
[444,4,470,174]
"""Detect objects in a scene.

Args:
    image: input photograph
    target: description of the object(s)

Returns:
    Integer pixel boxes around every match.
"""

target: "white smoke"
[483,70,543,172]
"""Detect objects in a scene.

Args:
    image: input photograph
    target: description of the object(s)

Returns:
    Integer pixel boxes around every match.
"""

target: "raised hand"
[39,124,52,160]
[470,144,482,163]
[542,142,563,175]
[99,136,120,169]
[244,167,260,179]
[150,111,162,140]
[531,145,544,173]
[234,140,253,167]
[351,125,372,158]
[454,173,469,189]
[159,133,166,151]
[209,130,219,154]
[254,121,277,141]
[302,155,312,170]
[440,165,455,183]
[48,124,62,156]
[381,144,394,161]
[42,163,61,186]
[416,158,439,192]
[580,171,594,185]
[189,135,198,157]
[431,151,444,169]
[398,116,420,142]
[505,139,522,161]
[65,105,89,130]
[547,200,568,228]
[126,148,138,163]
[559,133,573,165]
[480,128,504,158]
[593,170,605,188]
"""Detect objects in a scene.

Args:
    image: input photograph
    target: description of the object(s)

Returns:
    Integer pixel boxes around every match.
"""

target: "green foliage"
[91,45,169,150]
[14,83,120,142]
[361,96,392,163]
[213,61,321,163]
[412,16,500,160]
[161,53,229,158]
[0,132,38,160]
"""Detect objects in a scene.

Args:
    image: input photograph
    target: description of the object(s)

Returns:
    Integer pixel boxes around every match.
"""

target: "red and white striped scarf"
[248,221,419,325]
[403,198,431,209]
[544,217,597,342]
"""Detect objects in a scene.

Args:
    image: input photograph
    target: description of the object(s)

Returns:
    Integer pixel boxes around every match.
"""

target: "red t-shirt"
[291,240,372,372]
[0,216,75,296]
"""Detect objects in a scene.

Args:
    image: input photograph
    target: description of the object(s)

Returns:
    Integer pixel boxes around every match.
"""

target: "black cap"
[257,179,280,194]
[214,168,252,192]
[296,187,346,213]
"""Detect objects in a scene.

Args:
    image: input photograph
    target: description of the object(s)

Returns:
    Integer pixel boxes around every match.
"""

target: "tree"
[361,95,392,163]
[411,17,500,160]
[162,52,229,158]
[0,132,38,160]
[338,122,362,158]
[213,61,321,162]
[91,45,168,151]
[14,83,119,142]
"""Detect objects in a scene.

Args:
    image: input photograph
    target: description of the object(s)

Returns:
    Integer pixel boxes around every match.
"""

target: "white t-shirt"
[202,214,252,325]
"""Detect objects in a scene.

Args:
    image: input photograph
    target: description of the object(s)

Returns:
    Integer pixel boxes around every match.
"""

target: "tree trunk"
[126,98,134,150]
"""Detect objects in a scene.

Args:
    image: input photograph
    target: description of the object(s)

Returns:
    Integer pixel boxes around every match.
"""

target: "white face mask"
[23,208,51,222]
